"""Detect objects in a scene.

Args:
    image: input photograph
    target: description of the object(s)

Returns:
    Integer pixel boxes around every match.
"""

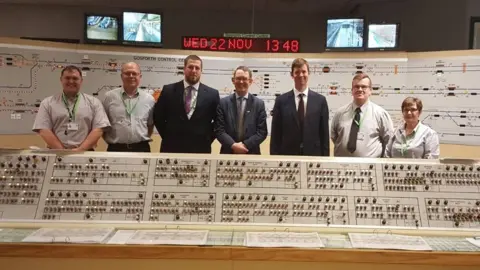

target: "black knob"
[89,158,93,163]
[264,196,268,201]
[154,193,159,199]
[382,219,386,225]
[373,198,377,204]
[341,198,345,203]
[138,193,143,198]
[210,194,214,200]
[310,197,315,202]
[428,200,432,205]
[318,197,322,202]
[233,195,237,200]
[357,198,361,203]
[271,196,275,201]
[170,194,175,199]
[369,164,374,170]
[57,157,62,162]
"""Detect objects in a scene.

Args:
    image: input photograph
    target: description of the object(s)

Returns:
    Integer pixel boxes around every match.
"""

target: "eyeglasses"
[353,85,370,90]
[403,108,419,113]
[234,77,250,82]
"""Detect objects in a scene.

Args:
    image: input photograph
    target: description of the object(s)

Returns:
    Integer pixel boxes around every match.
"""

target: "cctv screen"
[326,18,364,48]
[85,16,119,41]
[123,12,162,44]
[368,24,398,48]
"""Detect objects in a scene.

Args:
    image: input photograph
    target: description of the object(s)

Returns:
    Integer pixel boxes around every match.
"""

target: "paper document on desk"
[106,230,136,244]
[348,233,432,251]
[245,232,325,248]
[126,230,209,245]
[22,227,115,243]
[466,238,480,248]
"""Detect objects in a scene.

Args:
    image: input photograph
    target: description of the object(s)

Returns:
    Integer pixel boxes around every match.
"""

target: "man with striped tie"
[153,55,220,153]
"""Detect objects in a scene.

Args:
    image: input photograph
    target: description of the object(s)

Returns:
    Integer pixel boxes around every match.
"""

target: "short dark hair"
[291,58,309,74]
[184,55,202,68]
[352,73,371,87]
[402,97,423,113]
[233,66,252,79]
[61,65,82,78]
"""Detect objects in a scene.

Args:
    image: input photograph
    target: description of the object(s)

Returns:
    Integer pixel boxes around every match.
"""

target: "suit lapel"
[190,83,206,120]
[305,91,316,123]
[175,81,188,119]
[287,90,300,128]
[230,94,238,135]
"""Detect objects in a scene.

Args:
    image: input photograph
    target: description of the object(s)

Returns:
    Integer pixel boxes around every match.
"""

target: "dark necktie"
[298,93,305,133]
[237,96,245,141]
[347,107,361,153]
[185,86,193,114]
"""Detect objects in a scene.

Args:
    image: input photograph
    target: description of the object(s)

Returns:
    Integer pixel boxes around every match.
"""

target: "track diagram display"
[0,42,479,146]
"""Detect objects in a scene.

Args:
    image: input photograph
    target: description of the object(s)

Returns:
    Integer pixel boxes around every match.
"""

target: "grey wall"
[0,0,474,52]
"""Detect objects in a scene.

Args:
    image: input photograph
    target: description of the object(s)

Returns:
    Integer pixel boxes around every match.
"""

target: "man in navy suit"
[270,58,330,156]
[215,66,267,154]
[153,55,220,153]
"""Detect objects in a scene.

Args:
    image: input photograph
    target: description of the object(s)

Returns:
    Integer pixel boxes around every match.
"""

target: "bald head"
[121,62,142,93]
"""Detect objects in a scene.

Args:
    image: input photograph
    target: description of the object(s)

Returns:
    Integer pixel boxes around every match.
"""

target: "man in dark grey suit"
[270,58,330,156]
[153,55,220,153]
[215,66,267,154]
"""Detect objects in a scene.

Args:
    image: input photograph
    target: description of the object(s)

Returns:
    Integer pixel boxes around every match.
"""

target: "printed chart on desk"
[0,43,479,145]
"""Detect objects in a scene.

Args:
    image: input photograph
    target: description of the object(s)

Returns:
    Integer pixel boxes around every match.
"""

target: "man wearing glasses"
[331,73,394,157]
[214,66,267,154]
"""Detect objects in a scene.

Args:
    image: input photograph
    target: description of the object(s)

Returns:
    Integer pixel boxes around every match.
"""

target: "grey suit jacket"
[214,93,267,154]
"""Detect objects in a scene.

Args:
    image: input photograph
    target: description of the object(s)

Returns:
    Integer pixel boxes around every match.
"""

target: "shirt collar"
[184,80,200,91]
[235,92,248,99]
[294,87,308,97]
[121,88,139,97]
[400,121,422,135]
[352,100,369,112]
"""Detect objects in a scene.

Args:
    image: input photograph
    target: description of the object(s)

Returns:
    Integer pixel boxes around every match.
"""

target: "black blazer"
[215,93,267,154]
[270,90,329,156]
[153,81,220,153]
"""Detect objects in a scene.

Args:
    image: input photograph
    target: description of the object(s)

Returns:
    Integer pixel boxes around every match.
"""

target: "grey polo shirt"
[32,92,111,149]
[102,87,155,144]
[385,121,440,159]
[331,100,394,157]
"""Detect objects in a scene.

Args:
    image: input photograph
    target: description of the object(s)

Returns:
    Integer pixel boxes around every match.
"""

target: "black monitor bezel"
[83,13,121,45]
[121,10,163,48]
[365,21,401,51]
[325,16,366,52]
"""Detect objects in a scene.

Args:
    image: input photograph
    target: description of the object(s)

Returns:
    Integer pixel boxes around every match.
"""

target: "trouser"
[107,141,151,152]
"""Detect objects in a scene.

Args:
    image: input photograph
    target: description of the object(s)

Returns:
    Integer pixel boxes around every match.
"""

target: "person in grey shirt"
[102,62,155,152]
[386,97,440,159]
[331,73,394,157]
[32,65,110,151]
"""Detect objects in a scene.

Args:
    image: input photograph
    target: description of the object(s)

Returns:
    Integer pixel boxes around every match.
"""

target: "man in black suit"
[153,55,220,153]
[215,66,267,154]
[270,58,330,156]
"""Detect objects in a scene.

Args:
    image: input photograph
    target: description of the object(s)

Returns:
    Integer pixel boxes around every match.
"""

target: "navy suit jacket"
[215,93,267,154]
[153,81,220,153]
[270,89,330,156]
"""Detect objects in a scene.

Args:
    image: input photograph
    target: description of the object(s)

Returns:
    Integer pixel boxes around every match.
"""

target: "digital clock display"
[182,36,300,53]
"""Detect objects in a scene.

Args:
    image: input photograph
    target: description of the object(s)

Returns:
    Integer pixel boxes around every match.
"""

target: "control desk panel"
[0,150,479,229]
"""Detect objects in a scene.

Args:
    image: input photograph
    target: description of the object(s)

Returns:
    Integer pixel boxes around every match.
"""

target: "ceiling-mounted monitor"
[122,11,162,47]
[84,14,120,45]
[367,23,400,50]
[325,18,364,51]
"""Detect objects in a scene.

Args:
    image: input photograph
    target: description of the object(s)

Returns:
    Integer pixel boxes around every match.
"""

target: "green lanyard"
[353,106,368,128]
[401,125,420,156]
[62,93,80,121]
[121,91,139,116]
